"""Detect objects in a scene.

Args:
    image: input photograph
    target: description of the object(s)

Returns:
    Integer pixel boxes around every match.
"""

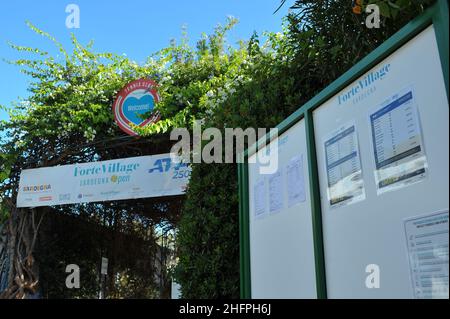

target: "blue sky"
[0,0,290,122]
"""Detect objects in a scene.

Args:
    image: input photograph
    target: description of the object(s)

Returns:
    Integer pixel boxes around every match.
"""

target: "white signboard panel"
[17,153,191,208]
[248,120,317,298]
[313,26,449,298]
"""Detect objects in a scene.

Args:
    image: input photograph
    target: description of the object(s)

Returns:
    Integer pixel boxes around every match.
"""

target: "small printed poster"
[253,179,267,218]
[269,169,284,214]
[404,211,449,299]
[323,122,366,208]
[369,87,427,194]
[286,155,306,208]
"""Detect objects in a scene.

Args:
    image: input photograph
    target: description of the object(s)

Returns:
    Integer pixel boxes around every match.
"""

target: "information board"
[313,25,449,298]
[240,3,448,299]
[247,120,317,298]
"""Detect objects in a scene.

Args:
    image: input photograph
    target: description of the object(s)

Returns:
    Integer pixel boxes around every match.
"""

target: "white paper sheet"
[269,169,284,213]
[404,211,449,299]
[253,179,267,218]
[369,87,427,194]
[287,155,306,207]
[323,122,365,208]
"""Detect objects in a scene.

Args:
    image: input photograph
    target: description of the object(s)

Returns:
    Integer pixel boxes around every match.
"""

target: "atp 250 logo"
[149,158,191,180]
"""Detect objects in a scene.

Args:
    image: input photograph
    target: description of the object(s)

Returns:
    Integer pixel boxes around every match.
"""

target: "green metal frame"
[238,0,449,299]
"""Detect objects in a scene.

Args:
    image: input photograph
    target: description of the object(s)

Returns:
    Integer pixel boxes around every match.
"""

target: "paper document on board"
[253,179,267,218]
[323,122,365,208]
[286,155,306,207]
[369,87,427,194]
[404,211,449,299]
[269,169,284,213]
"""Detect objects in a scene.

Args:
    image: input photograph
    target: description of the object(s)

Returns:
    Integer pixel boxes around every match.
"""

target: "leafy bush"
[0,17,252,298]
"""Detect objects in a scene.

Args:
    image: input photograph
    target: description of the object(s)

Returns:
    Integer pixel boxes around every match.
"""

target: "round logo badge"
[113,79,161,136]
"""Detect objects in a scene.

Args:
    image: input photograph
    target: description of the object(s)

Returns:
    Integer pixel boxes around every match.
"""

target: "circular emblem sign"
[113,79,161,136]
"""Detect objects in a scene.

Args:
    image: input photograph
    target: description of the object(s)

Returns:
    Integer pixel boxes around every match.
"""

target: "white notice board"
[248,120,317,298]
[313,26,449,298]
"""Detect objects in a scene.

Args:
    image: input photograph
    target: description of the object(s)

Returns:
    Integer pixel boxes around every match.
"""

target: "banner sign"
[17,154,191,208]
[113,79,161,136]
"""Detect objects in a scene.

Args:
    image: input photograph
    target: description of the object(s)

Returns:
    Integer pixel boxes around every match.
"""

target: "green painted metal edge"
[238,161,251,299]
[432,0,449,98]
[305,111,327,299]
[239,1,448,299]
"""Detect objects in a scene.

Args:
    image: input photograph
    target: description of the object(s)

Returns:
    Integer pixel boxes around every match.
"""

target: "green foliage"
[278,0,433,18]
[0,201,7,225]
[174,163,240,298]
[0,153,14,224]
[0,16,252,298]
[366,0,432,18]
[2,23,153,146]
[0,154,12,184]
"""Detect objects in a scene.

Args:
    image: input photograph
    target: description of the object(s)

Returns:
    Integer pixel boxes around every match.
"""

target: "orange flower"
[352,0,363,14]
